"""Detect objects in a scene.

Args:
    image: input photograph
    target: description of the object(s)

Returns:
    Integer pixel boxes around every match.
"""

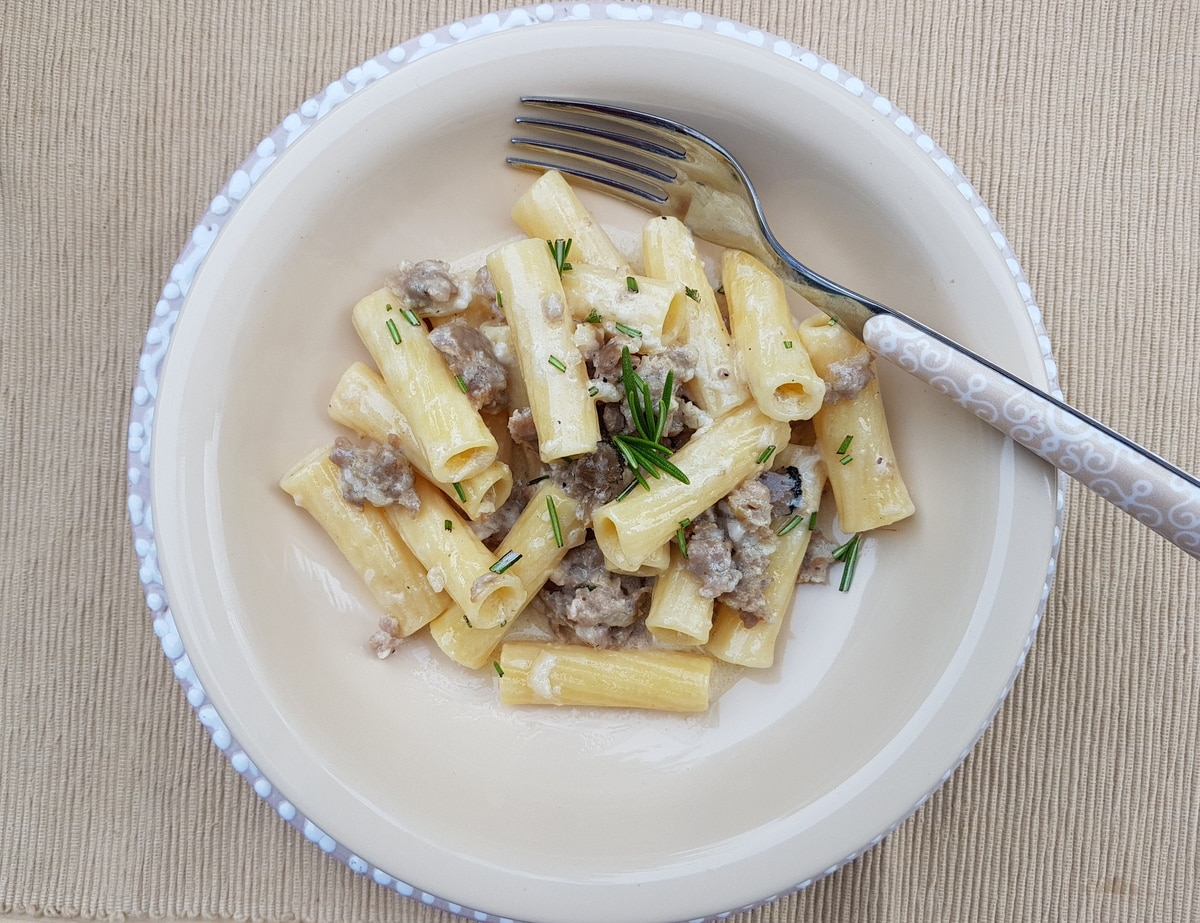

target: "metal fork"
[508,96,1200,559]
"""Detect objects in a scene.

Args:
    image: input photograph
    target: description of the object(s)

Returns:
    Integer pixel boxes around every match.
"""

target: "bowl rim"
[126,4,1065,922]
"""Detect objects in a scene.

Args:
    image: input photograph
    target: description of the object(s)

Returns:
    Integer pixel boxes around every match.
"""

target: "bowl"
[128,5,1062,922]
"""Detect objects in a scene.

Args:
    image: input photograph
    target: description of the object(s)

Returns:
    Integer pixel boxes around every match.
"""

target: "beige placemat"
[2,1,1197,921]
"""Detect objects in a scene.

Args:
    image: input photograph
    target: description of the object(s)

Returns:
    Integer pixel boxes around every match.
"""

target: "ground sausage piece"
[428,319,508,413]
[538,542,650,648]
[507,407,539,450]
[799,532,840,584]
[367,616,404,659]
[386,259,463,313]
[329,435,420,511]
[715,478,779,625]
[683,513,740,597]
[823,350,874,402]
[548,442,626,520]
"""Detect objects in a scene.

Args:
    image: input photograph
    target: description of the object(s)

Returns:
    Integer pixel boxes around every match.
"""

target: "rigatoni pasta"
[280,170,916,713]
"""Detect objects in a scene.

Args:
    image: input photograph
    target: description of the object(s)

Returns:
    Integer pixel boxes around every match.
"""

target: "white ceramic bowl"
[128,5,1062,923]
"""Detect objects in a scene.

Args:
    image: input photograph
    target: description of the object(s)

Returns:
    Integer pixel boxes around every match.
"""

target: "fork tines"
[507,97,690,206]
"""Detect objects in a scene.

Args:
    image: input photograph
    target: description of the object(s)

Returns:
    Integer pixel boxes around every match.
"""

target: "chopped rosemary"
[493,660,504,677]
[585,308,603,323]
[685,285,701,302]
[548,238,573,275]
[386,318,402,344]
[778,514,804,537]
[614,322,642,338]
[548,354,567,373]
[833,533,863,591]
[757,445,776,465]
[626,275,639,292]
[784,339,794,349]
[444,519,452,531]
[455,374,468,393]
[546,494,563,548]
[452,481,466,502]
[400,307,421,327]
[490,549,522,574]
[836,434,854,455]
[676,518,691,557]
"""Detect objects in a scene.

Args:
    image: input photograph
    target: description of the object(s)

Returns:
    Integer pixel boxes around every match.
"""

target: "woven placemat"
[2,1,1197,921]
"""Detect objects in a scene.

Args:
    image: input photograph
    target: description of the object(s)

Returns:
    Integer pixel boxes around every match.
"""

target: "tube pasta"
[592,403,790,572]
[352,288,498,483]
[706,445,828,667]
[497,641,711,712]
[510,169,629,273]
[560,264,682,351]
[382,476,524,630]
[487,237,601,461]
[327,361,513,519]
[722,249,826,421]
[642,216,747,417]
[279,446,447,636]
[798,315,915,532]
[645,544,714,646]
[428,483,587,668]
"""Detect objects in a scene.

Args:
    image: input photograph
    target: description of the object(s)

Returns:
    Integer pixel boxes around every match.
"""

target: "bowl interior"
[150,16,1058,923]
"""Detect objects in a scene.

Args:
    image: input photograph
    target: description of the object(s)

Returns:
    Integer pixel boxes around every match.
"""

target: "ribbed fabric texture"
[2,1,1197,921]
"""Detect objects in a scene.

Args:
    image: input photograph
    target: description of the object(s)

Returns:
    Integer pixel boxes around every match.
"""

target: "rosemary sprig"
[546,494,563,548]
[547,238,573,276]
[832,533,863,591]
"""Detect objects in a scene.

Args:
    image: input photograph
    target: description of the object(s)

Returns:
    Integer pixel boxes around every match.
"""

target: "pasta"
[280,170,916,713]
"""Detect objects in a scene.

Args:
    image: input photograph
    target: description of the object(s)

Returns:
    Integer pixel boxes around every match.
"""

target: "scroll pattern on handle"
[863,313,1200,558]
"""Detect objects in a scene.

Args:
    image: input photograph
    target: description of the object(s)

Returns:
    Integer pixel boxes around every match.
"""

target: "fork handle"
[862,313,1200,559]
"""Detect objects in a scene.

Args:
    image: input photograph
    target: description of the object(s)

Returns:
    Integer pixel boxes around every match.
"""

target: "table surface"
[3,2,1198,922]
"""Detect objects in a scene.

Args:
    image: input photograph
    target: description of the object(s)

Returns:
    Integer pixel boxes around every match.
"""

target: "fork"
[508,97,1200,560]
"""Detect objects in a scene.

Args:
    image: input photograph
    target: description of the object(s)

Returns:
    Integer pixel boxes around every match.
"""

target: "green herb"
[462,613,472,628]
[493,660,505,677]
[444,519,453,531]
[585,308,603,323]
[489,550,522,574]
[676,518,691,558]
[778,514,804,537]
[808,511,818,531]
[400,307,421,327]
[626,275,639,292]
[836,434,854,455]
[496,291,504,309]
[385,302,394,312]
[716,284,725,295]
[548,354,567,373]
[757,445,776,465]
[588,385,599,397]
[612,434,689,487]
[455,374,468,393]
[614,322,642,338]
[784,340,794,349]
[840,455,854,465]
[546,494,563,548]
[833,533,863,591]
[547,238,573,276]
[386,318,402,344]
[827,315,839,326]
[452,482,466,502]
[685,286,701,302]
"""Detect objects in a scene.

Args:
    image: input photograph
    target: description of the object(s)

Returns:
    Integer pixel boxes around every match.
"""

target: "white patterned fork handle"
[866,314,1200,556]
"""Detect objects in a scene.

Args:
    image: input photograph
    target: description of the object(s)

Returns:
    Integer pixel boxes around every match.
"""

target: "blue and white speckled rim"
[126,4,1065,921]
